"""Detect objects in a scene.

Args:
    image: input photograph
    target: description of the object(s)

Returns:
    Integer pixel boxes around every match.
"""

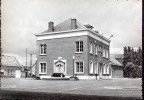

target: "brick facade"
[36,36,89,77]
[35,18,112,79]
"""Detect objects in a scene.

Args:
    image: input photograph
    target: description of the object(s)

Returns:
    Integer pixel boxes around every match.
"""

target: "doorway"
[54,59,66,74]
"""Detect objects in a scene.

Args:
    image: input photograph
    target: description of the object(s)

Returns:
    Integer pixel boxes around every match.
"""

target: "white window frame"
[75,61,84,74]
[40,44,47,55]
[106,65,109,74]
[95,44,98,55]
[75,41,83,53]
[39,62,47,74]
[89,61,94,74]
[89,42,93,54]
[106,49,109,58]
[103,64,106,74]
[103,48,105,57]
[94,62,98,74]
[98,45,102,53]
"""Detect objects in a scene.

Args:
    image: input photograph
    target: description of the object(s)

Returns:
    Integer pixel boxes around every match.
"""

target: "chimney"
[48,22,54,32]
[71,19,77,30]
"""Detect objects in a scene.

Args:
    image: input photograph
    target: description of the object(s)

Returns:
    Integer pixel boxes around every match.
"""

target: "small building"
[1,55,22,78]
[110,54,124,78]
[35,18,112,79]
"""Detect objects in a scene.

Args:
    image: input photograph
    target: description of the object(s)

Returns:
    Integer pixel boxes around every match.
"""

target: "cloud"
[1,0,142,63]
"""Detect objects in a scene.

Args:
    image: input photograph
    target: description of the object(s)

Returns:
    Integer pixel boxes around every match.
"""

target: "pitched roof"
[110,57,122,66]
[110,54,124,58]
[35,18,110,42]
[41,18,86,34]
[1,55,21,67]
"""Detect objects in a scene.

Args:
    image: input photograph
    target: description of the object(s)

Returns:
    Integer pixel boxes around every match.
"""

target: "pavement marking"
[58,80,122,92]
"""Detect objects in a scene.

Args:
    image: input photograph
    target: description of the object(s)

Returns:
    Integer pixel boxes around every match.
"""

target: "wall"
[88,36,110,76]
[111,65,123,78]
[36,35,89,77]
[1,66,22,77]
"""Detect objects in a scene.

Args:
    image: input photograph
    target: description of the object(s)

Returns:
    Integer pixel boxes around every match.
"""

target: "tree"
[123,46,142,78]
[123,46,128,68]
[137,47,142,66]
[124,62,135,77]
[123,46,142,67]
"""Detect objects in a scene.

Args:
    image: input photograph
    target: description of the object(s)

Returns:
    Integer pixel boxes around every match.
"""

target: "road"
[0,78,142,99]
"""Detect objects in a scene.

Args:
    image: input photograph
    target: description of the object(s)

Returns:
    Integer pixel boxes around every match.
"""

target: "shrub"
[51,73,65,77]
[69,76,79,80]
[35,76,40,80]
[124,62,142,78]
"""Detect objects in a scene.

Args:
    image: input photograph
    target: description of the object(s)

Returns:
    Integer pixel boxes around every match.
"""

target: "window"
[103,48,105,57]
[105,49,107,58]
[40,44,47,55]
[106,65,109,74]
[94,62,98,74]
[39,62,47,74]
[76,41,83,52]
[89,61,93,74]
[75,61,84,73]
[106,49,109,58]
[103,64,106,74]
[8,69,13,75]
[89,42,93,53]
[98,46,102,52]
[95,44,98,55]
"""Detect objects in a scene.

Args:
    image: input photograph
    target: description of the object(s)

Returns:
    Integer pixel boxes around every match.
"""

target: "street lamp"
[108,35,113,40]
[73,56,75,77]
[108,35,113,78]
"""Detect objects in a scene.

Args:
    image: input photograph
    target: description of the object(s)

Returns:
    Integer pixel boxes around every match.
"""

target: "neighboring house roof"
[41,18,86,34]
[110,54,124,58]
[1,55,21,67]
[110,57,122,66]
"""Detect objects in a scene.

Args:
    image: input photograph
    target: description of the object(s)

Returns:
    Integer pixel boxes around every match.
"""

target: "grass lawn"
[0,78,142,100]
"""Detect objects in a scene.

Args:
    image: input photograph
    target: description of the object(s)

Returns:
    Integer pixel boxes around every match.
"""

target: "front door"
[54,59,66,74]
[55,64,64,73]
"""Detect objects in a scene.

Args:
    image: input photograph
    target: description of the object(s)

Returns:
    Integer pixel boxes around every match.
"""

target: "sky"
[1,0,142,65]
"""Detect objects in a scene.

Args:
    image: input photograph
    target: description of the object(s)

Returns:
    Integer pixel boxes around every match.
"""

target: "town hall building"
[35,18,112,79]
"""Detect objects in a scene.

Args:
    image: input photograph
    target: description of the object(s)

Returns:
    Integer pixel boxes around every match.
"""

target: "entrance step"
[42,77,69,80]
[100,78,113,80]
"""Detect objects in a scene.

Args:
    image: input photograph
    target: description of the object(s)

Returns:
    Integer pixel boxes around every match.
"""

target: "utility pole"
[73,56,75,77]
[26,48,27,69]
[30,54,32,79]
[25,48,27,79]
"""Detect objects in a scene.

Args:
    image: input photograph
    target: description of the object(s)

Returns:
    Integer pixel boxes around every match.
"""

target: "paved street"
[0,78,142,99]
